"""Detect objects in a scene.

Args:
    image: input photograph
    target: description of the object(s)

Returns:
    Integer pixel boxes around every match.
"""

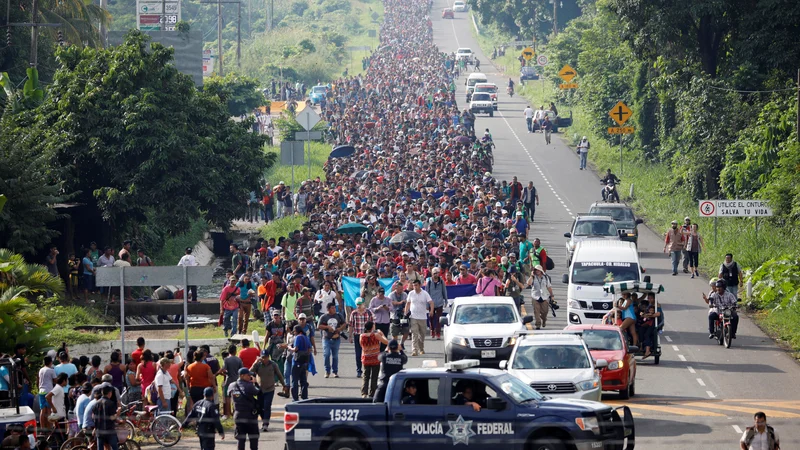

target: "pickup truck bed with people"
[284,360,634,450]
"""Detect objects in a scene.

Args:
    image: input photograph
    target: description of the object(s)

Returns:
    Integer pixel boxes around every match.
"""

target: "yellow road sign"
[608,127,635,134]
[521,47,535,61]
[558,64,577,82]
[609,101,632,125]
[559,83,578,89]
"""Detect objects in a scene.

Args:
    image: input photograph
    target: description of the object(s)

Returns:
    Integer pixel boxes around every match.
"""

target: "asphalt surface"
[166,3,800,449]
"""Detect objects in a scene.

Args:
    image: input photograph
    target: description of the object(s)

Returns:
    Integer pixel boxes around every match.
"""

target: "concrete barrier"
[69,338,231,366]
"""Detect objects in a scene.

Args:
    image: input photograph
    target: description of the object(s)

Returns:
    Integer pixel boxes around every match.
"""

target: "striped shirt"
[349,309,373,334]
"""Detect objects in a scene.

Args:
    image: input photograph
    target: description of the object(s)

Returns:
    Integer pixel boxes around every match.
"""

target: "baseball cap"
[238,368,251,376]
[671,220,678,224]
[203,387,215,397]
[185,247,193,253]
[516,211,522,216]
[260,349,270,357]
[388,339,399,350]
[298,313,307,319]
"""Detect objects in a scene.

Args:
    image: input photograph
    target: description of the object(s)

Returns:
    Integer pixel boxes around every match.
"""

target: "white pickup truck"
[0,359,36,449]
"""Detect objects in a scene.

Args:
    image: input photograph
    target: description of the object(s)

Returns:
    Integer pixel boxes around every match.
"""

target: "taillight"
[284,412,300,433]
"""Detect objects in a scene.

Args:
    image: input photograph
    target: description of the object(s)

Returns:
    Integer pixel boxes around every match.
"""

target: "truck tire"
[328,439,365,450]
[529,437,566,450]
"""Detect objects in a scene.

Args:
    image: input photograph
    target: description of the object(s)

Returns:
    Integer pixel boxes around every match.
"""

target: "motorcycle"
[713,307,736,348]
[601,180,620,203]
[507,86,514,97]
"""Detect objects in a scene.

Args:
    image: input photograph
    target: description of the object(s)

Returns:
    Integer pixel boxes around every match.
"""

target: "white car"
[473,82,498,110]
[452,1,467,12]
[501,331,606,402]
[441,296,533,367]
[455,47,474,64]
[469,92,494,117]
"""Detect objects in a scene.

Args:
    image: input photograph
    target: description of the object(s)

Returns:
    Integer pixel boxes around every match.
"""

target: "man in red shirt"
[455,266,477,285]
[238,339,261,369]
[131,337,145,365]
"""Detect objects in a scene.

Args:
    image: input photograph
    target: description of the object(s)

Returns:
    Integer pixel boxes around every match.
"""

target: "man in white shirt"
[740,411,779,450]
[577,136,590,170]
[45,373,68,426]
[404,279,434,357]
[523,106,534,133]
[527,265,554,329]
[113,253,133,300]
[178,247,199,302]
[154,358,173,413]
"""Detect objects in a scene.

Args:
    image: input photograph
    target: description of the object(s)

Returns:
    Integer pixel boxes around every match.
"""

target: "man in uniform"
[181,387,224,450]
[373,340,407,402]
[229,368,260,450]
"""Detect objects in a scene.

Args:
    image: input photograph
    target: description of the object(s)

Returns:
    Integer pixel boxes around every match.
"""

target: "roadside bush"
[748,258,800,310]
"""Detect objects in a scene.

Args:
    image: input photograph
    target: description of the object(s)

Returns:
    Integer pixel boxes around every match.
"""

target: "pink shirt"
[476,277,501,296]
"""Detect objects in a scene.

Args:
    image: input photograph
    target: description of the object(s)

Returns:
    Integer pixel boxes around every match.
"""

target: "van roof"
[573,240,638,261]
[467,73,487,79]
[452,296,516,305]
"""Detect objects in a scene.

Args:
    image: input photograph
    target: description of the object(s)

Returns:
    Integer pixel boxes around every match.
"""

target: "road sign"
[559,83,578,89]
[137,0,180,31]
[294,131,322,140]
[536,55,548,66]
[697,200,773,217]
[202,49,215,77]
[280,141,305,165]
[521,47,535,61]
[699,201,716,217]
[608,127,634,134]
[296,106,321,131]
[609,101,632,126]
[558,64,577,82]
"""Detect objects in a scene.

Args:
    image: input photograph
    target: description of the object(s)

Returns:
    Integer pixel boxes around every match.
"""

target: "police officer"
[373,339,407,402]
[181,387,224,450]
[228,368,260,450]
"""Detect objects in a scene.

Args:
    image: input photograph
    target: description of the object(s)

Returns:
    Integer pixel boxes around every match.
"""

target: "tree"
[38,0,112,48]
[11,31,269,245]
[203,73,266,117]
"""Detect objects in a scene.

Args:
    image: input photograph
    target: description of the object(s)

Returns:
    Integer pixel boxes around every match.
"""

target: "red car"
[566,324,637,399]
[442,8,454,19]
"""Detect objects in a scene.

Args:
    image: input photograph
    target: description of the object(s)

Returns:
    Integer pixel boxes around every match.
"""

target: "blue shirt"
[83,398,98,429]
[514,218,528,235]
[293,334,311,352]
[82,257,94,275]
[54,363,78,378]
[0,366,9,391]
[75,394,91,428]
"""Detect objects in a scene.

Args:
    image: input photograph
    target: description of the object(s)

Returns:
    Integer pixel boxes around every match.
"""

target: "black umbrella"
[330,145,356,158]
[389,231,423,243]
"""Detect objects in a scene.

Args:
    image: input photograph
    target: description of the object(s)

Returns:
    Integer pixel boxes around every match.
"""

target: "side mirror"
[595,359,608,369]
[498,360,508,370]
[486,397,507,411]
[562,274,569,284]
[440,317,449,326]
[522,315,533,324]
[640,267,646,273]
[627,345,639,354]
[635,218,644,224]
[643,275,651,283]
[563,232,571,238]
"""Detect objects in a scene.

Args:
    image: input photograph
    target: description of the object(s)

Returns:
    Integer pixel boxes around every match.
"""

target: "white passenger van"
[561,240,646,325]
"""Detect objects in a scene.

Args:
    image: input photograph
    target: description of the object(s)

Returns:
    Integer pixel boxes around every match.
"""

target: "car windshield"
[512,344,591,370]
[494,374,543,403]
[453,304,517,324]
[574,220,617,236]
[580,329,623,351]
[475,86,496,93]
[312,86,326,93]
[471,93,491,101]
[521,67,536,74]
[458,49,471,54]
[590,207,635,222]
[571,262,639,285]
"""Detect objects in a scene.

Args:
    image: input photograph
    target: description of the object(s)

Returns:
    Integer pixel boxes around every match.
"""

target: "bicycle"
[37,418,72,450]
[119,401,182,447]
[60,424,141,450]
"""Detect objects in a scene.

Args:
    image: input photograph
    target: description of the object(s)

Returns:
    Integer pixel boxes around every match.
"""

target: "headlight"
[569,299,581,310]
[577,379,599,391]
[575,416,600,434]
[608,360,623,370]
[505,337,517,347]
[450,336,468,346]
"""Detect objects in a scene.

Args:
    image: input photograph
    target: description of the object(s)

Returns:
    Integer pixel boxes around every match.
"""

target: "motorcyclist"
[507,78,515,96]
[601,169,621,201]
[703,280,739,339]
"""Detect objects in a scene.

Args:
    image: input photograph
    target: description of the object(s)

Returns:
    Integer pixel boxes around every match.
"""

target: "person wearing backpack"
[740,411,780,449]
[577,136,590,170]
[288,325,312,401]
[531,238,553,271]
[527,265,555,329]
[718,253,743,298]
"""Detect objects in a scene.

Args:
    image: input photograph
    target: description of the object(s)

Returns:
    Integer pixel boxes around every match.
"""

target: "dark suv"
[587,202,644,245]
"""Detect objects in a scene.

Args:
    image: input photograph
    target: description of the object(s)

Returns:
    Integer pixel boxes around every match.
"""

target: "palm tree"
[36,0,112,48]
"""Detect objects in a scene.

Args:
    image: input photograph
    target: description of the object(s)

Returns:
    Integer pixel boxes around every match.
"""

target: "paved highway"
[168,3,800,450]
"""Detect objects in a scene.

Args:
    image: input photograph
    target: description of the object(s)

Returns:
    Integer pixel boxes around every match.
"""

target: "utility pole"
[236,1,241,67]
[553,0,557,35]
[5,0,61,68]
[268,0,273,32]
[797,69,799,142]
[217,1,223,75]
[99,0,107,40]
[248,0,251,38]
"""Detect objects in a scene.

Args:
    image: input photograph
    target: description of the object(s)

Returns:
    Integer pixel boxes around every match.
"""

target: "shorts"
[83,274,94,290]
[622,307,636,321]
[39,395,49,410]
[390,323,408,337]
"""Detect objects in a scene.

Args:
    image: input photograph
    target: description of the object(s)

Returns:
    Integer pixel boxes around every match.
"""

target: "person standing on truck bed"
[373,339,407,403]
[229,368,260,450]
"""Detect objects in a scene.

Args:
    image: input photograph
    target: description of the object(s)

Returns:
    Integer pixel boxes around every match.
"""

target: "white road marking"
[665,335,673,342]
[678,354,687,361]
[697,378,706,387]
[672,345,680,351]
[687,366,696,374]
[450,17,461,48]
[732,425,742,434]
[707,391,716,398]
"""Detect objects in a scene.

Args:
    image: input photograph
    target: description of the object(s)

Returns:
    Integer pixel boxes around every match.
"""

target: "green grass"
[344,0,384,77]
[260,215,309,241]
[43,300,118,346]
[151,219,209,266]
[263,142,328,188]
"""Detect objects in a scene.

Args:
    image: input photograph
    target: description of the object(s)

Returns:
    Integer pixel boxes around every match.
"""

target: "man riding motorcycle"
[703,279,739,340]
[507,78,514,97]
[600,169,619,185]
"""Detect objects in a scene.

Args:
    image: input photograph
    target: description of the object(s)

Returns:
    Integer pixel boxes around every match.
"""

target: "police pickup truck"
[284,360,634,450]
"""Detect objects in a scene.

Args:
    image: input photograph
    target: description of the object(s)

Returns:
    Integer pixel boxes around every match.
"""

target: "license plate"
[481,350,496,358]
